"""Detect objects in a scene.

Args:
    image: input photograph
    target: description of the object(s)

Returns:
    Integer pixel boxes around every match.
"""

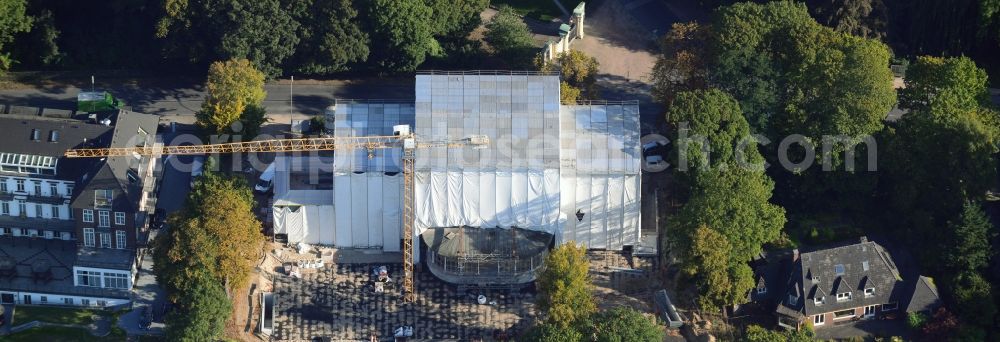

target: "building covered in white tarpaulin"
[272,71,642,286]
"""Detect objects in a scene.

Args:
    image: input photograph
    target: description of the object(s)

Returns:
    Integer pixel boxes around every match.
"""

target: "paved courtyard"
[273,264,538,341]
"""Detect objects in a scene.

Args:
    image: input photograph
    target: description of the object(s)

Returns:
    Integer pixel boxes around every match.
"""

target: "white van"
[254,162,276,193]
[190,156,205,188]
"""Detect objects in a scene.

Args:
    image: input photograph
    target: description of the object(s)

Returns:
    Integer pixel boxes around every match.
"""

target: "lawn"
[492,0,582,21]
[0,326,122,342]
[11,306,99,326]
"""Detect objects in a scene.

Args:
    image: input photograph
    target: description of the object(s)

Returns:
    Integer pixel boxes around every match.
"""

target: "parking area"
[272,263,538,341]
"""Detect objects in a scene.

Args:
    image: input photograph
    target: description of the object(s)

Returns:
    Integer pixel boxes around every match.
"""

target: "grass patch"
[11,306,99,326]
[493,0,582,21]
[0,326,115,342]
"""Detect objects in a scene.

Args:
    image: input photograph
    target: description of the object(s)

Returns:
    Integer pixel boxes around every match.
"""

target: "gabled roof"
[70,110,158,211]
[773,237,905,317]
[0,116,113,180]
[905,276,942,313]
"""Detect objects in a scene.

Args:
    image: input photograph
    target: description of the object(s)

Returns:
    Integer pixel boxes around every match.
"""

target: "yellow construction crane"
[65,125,489,303]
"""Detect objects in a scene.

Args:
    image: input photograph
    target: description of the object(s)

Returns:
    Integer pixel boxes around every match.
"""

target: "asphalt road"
[0,77,415,117]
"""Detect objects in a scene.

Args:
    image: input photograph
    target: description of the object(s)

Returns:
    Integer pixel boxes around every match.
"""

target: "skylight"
[835,264,845,275]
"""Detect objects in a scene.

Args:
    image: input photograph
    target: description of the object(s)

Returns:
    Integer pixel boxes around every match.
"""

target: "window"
[865,288,875,297]
[63,298,73,305]
[95,189,113,207]
[51,206,60,219]
[100,232,111,248]
[66,185,74,196]
[814,296,825,305]
[34,204,42,218]
[61,232,72,240]
[0,228,6,235]
[98,211,110,227]
[834,264,845,275]
[11,228,22,237]
[82,299,91,306]
[104,272,129,289]
[882,302,898,311]
[864,305,876,317]
[97,300,107,307]
[1,202,8,215]
[82,209,94,223]
[40,296,47,304]
[114,212,125,225]
[43,231,53,239]
[837,292,852,302]
[757,287,767,295]
[83,228,95,247]
[49,183,58,197]
[0,178,6,192]
[814,314,825,326]
[33,181,41,195]
[17,200,25,216]
[116,230,126,249]
[15,179,24,192]
[788,294,798,306]
[77,270,101,287]
[28,229,37,237]
[834,309,856,319]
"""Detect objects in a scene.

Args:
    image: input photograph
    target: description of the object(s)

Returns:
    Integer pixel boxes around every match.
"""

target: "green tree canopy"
[157,0,299,77]
[945,202,996,272]
[743,325,813,342]
[950,271,997,327]
[196,58,267,135]
[425,0,489,38]
[522,321,584,342]
[164,270,232,342]
[368,0,437,72]
[485,5,536,68]
[536,243,595,328]
[585,306,665,342]
[154,172,264,297]
[681,226,755,311]
[806,0,888,40]
[899,56,992,113]
[651,22,709,105]
[287,0,369,75]
[539,50,600,103]
[666,89,762,174]
[884,57,999,259]
[0,0,31,71]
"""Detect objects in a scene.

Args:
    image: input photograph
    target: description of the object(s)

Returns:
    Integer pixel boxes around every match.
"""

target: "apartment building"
[0,110,158,307]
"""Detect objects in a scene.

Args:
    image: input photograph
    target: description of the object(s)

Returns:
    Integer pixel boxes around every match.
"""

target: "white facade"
[0,290,130,307]
[274,73,642,255]
[0,176,74,219]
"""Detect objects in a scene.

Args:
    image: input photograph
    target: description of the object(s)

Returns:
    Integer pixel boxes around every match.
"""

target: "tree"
[899,56,991,113]
[907,311,929,330]
[806,0,888,40]
[425,0,489,38]
[586,307,664,342]
[920,308,959,342]
[0,0,31,72]
[157,0,300,76]
[368,0,437,72]
[196,59,267,135]
[522,321,584,342]
[536,243,595,328]
[539,50,600,102]
[485,5,535,68]
[950,271,997,327]
[884,57,998,263]
[945,202,996,272]
[155,173,264,296]
[11,8,62,68]
[651,22,709,105]
[287,0,368,75]
[681,226,755,312]
[743,325,813,342]
[164,270,232,342]
[666,89,762,174]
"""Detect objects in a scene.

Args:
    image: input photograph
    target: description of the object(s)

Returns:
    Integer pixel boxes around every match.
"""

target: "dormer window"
[812,276,820,283]
[837,292,852,302]
[788,294,799,305]
[865,288,875,297]
[757,287,767,295]
[95,189,113,208]
[814,296,824,305]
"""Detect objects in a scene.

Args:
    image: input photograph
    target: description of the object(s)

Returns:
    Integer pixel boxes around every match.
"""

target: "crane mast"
[64,127,488,303]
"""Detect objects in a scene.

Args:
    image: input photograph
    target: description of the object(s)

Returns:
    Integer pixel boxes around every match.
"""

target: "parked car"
[150,208,166,230]
[254,162,276,193]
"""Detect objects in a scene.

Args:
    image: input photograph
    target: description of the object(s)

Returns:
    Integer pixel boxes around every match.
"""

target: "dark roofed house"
[0,110,159,308]
[753,237,941,330]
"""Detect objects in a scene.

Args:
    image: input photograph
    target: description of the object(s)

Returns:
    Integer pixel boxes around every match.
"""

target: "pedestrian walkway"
[117,246,166,336]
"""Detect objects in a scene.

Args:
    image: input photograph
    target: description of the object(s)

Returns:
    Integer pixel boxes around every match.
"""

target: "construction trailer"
[271,71,643,288]
[77,91,124,113]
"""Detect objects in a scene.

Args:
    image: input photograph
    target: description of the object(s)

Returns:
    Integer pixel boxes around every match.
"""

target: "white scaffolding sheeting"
[273,190,333,245]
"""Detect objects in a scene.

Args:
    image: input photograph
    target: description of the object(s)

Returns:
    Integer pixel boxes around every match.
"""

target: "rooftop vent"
[49,130,59,142]
[30,129,41,141]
